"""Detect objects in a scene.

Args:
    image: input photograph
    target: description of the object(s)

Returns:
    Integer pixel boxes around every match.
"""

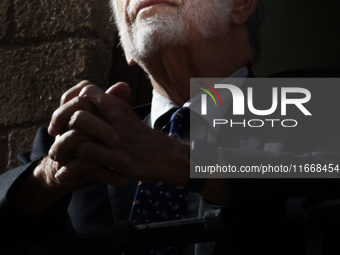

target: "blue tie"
[130,108,190,254]
[163,107,190,141]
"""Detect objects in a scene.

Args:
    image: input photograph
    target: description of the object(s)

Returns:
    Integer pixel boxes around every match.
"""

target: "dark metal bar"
[110,209,234,252]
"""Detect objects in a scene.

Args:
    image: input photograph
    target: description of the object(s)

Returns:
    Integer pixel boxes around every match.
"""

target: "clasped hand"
[46,81,190,190]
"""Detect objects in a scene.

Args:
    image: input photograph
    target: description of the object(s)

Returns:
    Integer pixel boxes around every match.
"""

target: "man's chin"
[131,21,185,57]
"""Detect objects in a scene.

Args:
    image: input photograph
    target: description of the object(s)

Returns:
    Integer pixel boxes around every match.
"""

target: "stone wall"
[0,0,117,172]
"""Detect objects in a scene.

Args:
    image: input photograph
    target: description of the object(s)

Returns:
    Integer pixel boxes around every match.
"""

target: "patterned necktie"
[163,107,190,141]
[130,108,190,254]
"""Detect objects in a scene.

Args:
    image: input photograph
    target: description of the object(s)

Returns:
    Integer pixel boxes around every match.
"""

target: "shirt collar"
[150,90,179,128]
[150,66,249,128]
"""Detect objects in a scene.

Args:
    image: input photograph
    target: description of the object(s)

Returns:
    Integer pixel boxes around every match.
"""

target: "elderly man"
[1,0,340,254]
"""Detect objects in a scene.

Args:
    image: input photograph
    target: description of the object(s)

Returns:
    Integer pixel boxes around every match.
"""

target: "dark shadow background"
[253,0,340,76]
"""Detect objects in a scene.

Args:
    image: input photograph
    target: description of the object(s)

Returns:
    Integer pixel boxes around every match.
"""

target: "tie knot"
[167,107,190,139]
[170,107,190,122]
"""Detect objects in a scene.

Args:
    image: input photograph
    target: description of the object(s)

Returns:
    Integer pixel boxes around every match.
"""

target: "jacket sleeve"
[0,128,70,250]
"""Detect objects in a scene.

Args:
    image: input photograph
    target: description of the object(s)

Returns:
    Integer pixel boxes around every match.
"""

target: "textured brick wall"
[0,0,116,172]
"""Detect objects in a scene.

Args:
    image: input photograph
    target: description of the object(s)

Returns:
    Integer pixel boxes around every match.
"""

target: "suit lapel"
[107,179,139,223]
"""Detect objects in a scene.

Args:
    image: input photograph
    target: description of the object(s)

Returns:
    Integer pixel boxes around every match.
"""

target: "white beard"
[129,11,186,59]
[113,0,232,62]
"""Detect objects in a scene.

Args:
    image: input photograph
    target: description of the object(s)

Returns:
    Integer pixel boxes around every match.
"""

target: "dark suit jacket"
[1,68,340,255]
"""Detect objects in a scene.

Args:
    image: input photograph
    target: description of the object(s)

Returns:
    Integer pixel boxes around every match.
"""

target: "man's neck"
[140,24,254,106]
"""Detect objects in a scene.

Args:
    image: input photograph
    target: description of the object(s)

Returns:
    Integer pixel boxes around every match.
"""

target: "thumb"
[106,82,131,103]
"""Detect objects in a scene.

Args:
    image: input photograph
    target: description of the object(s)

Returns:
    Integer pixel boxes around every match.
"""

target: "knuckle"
[51,106,62,120]
[68,110,86,128]
[69,128,82,137]
[60,80,91,105]
[49,140,63,161]
[71,96,86,108]
[49,108,63,132]
[48,146,57,160]
[75,109,87,119]
[115,151,131,167]
[60,93,69,105]
[69,129,89,143]
[78,80,91,86]
[79,84,98,97]
[76,142,91,158]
